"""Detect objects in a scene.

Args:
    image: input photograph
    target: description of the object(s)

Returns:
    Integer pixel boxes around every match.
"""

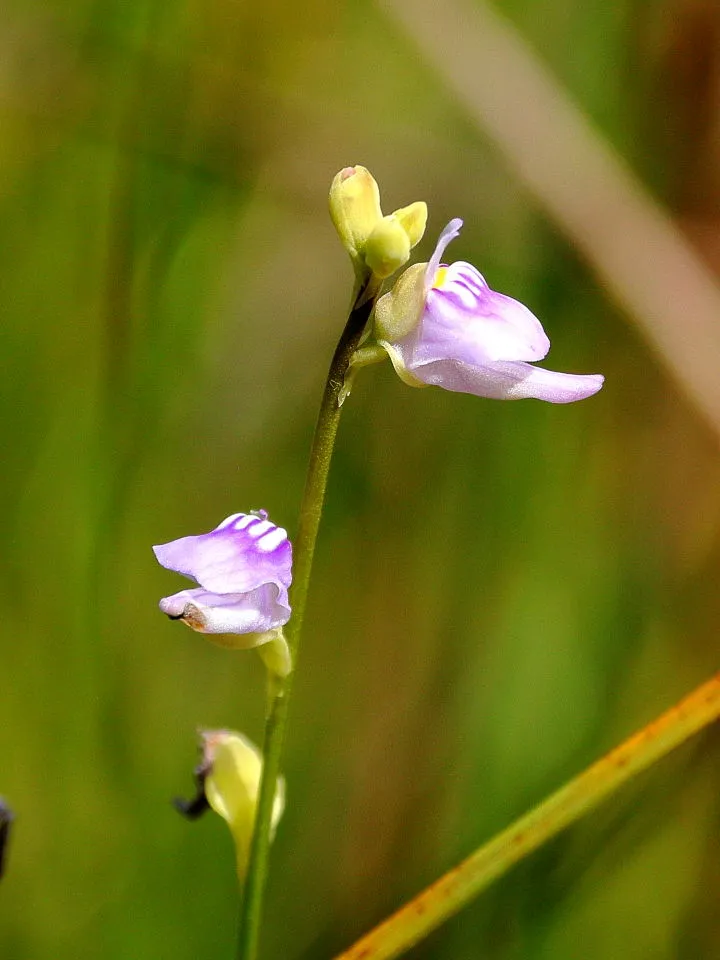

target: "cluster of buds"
[329,165,427,280]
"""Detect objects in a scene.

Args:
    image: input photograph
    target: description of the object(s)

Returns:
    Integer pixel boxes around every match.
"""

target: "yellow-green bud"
[373,262,427,341]
[392,201,427,250]
[364,201,427,278]
[328,166,382,261]
[364,216,411,279]
[329,167,428,280]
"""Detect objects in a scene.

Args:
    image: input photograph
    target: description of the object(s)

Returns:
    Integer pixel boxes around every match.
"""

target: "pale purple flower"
[375,219,604,403]
[153,511,292,646]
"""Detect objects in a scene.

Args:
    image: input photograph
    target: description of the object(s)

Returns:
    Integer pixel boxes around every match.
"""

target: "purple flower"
[153,511,292,648]
[374,219,604,403]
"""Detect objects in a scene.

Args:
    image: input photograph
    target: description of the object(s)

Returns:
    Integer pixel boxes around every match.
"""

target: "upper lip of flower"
[424,260,551,363]
[154,512,291,593]
[424,217,464,295]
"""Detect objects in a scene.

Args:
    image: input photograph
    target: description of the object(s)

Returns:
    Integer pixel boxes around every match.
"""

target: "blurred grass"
[2,0,720,958]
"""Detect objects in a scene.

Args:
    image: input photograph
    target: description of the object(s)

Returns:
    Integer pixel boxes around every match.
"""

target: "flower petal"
[423,261,550,363]
[425,217,463,293]
[153,512,292,595]
[158,581,290,638]
[409,356,604,403]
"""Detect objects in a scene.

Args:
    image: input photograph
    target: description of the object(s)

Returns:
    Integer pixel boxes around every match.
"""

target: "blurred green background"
[3,0,720,957]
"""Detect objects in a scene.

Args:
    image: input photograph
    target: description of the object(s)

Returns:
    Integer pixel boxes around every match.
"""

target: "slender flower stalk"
[236,277,380,960]
[333,671,720,960]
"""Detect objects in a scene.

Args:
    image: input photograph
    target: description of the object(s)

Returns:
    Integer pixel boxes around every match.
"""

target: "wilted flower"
[191,730,284,882]
[153,511,292,650]
[374,218,604,403]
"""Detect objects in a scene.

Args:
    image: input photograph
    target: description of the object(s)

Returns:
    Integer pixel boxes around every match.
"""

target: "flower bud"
[392,201,427,250]
[364,216,411,279]
[365,200,428,278]
[201,730,285,882]
[329,166,382,261]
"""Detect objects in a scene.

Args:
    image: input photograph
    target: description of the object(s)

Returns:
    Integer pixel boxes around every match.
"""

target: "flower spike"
[374,219,604,403]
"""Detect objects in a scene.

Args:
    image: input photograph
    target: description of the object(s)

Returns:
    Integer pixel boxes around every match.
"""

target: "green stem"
[237,278,379,960]
[334,670,720,960]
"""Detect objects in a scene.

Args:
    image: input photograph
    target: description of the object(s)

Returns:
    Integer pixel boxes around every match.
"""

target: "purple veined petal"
[421,261,550,363]
[408,355,605,403]
[425,218,463,294]
[158,581,291,638]
[153,512,292,595]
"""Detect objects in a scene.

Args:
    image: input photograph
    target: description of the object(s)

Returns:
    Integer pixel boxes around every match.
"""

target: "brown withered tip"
[172,762,210,821]
[0,799,14,880]
[339,166,358,180]
[167,602,208,632]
